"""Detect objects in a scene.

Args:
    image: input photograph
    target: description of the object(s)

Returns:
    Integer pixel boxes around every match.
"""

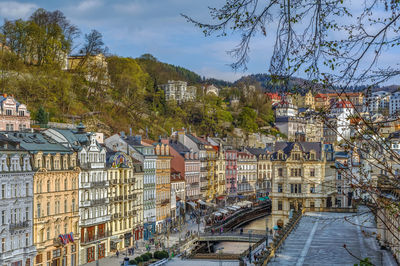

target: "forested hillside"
[0,8,274,139]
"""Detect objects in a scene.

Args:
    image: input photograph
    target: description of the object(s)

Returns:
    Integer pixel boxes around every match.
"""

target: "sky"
[0,0,399,85]
[0,0,275,82]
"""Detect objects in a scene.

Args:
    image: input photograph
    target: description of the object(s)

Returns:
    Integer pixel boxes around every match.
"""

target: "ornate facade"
[44,125,110,265]
[0,94,30,131]
[7,132,80,266]
[269,142,335,228]
[0,135,36,266]
[107,151,142,251]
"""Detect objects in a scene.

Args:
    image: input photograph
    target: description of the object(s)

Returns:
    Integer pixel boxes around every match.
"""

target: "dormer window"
[6,110,12,116]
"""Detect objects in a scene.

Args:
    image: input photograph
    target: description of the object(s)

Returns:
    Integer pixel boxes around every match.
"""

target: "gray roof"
[169,140,190,155]
[246,147,270,158]
[4,132,72,153]
[272,142,322,160]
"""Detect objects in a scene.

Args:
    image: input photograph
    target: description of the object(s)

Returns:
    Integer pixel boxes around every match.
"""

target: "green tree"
[36,106,48,125]
[238,107,258,133]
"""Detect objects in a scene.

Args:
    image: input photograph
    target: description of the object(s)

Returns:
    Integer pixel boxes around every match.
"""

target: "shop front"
[124,233,132,248]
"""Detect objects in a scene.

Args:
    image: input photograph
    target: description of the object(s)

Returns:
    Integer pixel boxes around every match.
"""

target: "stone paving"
[268,209,398,266]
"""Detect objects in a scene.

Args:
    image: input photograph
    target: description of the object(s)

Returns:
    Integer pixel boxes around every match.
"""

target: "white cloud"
[77,0,102,12]
[0,1,37,19]
[113,2,142,15]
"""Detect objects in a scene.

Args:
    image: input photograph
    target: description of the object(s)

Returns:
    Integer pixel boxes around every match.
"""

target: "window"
[278,201,283,211]
[64,179,67,190]
[337,172,342,180]
[25,233,29,247]
[310,184,316,193]
[37,204,41,218]
[46,227,50,240]
[277,184,283,193]
[53,249,61,258]
[47,180,50,192]
[6,110,12,116]
[47,202,50,216]
[337,186,342,193]
[1,210,4,224]
[64,199,67,213]
[25,207,28,221]
[1,184,5,198]
[25,183,29,196]
[290,184,302,193]
[278,168,283,177]
[72,199,75,212]
[310,168,315,177]
[19,111,24,116]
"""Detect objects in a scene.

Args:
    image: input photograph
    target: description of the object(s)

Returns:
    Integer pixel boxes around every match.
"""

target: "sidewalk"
[84,215,205,266]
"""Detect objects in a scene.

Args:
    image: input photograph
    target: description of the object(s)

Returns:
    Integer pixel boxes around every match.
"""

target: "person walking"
[116,250,120,258]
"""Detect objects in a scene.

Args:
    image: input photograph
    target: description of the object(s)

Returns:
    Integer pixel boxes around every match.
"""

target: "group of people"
[210,227,224,235]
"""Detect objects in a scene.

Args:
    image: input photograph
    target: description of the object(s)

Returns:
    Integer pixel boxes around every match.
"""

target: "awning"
[237,195,245,199]
[187,201,196,208]
[216,196,225,200]
[198,200,206,205]
[227,207,236,211]
[219,209,229,214]
[273,225,279,230]
[214,212,222,217]
[258,197,266,201]
[206,202,217,208]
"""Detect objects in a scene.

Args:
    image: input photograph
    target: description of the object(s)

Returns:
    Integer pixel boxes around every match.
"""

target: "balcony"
[92,198,109,205]
[161,199,170,205]
[81,231,111,245]
[80,162,105,169]
[92,181,108,187]
[9,220,30,233]
[79,215,111,226]
[110,179,118,185]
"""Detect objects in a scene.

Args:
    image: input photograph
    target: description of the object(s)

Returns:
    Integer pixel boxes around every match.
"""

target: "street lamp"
[248,230,253,263]
[95,240,100,266]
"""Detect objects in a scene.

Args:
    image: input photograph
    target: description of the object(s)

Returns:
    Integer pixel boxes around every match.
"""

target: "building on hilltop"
[159,80,196,104]
[204,84,219,96]
[0,94,30,131]
[0,134,36,266]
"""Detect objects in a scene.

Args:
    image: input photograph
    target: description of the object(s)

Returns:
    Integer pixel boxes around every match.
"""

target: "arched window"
[64,178,67,190]
[47,180,50,192]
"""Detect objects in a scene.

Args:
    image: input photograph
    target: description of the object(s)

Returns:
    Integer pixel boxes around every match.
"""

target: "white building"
[274,101,298,118]
[44,124,110,265]
[0,135,36,266]
[204,84,219,96]
[363,91,391,114]
[159,80,196,104]
[389,92,400,116]
[330,101,354,142]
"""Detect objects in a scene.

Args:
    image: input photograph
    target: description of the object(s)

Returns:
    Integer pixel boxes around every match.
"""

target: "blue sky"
[0,0,399,85]
[0,0,275,82]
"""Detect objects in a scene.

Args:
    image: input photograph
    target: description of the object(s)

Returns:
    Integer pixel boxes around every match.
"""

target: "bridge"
[198,229,266,243]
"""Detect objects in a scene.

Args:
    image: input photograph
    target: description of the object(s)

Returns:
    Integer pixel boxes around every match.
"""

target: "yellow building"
[269,142,335,229]
[107,151,138,251]
[9,132,80,266]
[215,146,226,205]
[152,141,172,232]
[205,144,218,202]
[304,90,315,109]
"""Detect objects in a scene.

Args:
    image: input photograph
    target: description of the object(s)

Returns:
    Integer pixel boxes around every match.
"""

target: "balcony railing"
[92,181,108,187]
[9,221,30,232]
[81,231,111,244]
[128,194,136,200]
[113,213,122,219]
